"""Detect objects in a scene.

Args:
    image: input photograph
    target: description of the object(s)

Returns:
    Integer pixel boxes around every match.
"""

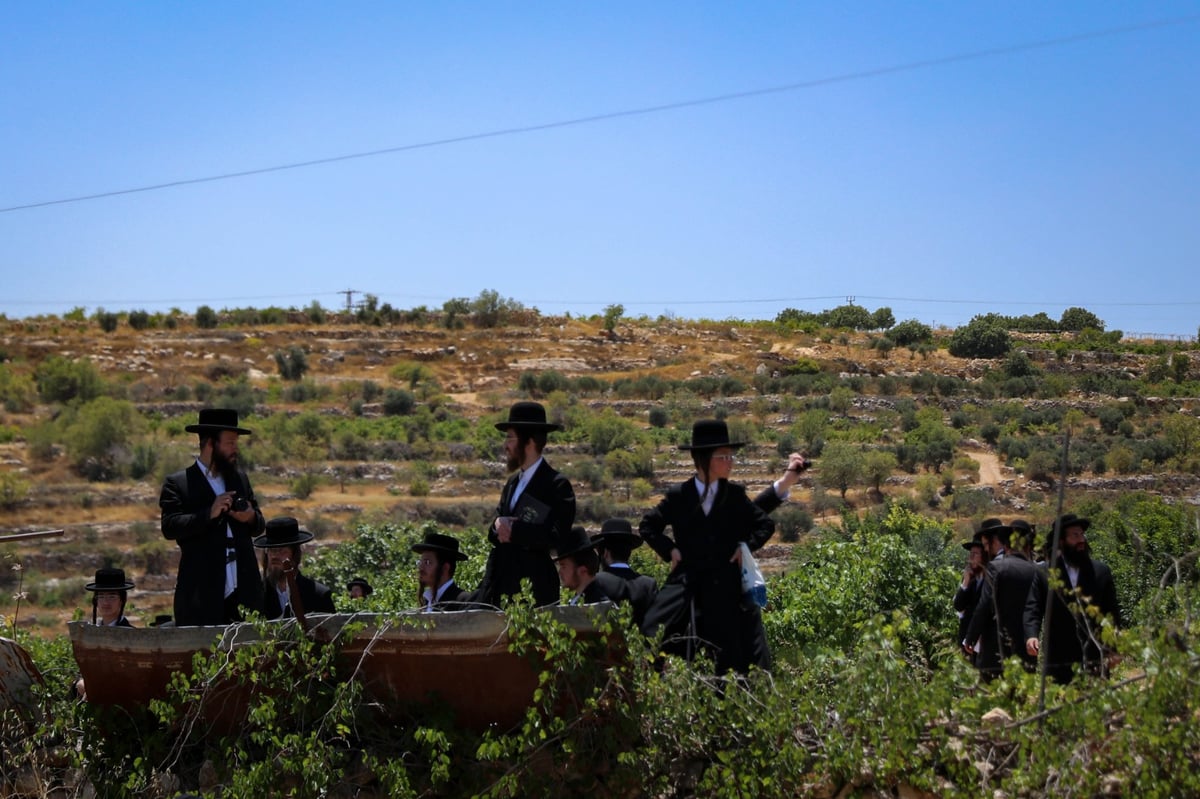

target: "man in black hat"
[1024,513,1122,684]
[554,526,620,605]
[639,419,776,675]
[254,517,336,619]
[965,519,1039,679]
[953,534,986,661]
[160,408,266,626]
[413,532,470,611]
[593,518,658,626]
[470,401,576,607]
[977,517,1012,562]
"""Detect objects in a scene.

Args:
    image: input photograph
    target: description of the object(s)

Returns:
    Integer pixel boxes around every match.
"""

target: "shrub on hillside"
[948,316,1011,358]
[273,346,310,381]
[34,356,103,403]
[886,319,933,347]
[382,388,416,416]
[195,304,218,329]
[126,309,151,330]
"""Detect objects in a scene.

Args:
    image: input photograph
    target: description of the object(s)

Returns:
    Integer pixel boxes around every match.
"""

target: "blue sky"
[3,3,1198,336]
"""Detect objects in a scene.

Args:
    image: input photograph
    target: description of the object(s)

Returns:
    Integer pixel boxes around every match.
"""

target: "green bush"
[948,316,1011,359]
[34,355,103,403]
[273,346,310,381]
[195,304,219,329]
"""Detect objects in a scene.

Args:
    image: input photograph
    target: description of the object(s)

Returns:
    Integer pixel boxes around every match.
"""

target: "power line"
[2,14,1196,215]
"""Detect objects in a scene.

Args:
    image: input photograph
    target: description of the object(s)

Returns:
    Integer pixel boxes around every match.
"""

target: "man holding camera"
[160,408,266,626]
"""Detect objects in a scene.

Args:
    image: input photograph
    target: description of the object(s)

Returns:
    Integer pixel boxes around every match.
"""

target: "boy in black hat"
[75,567,135,698]
[470,401,576,607]
[254,517,336,619]
[413,532,470,610]
[639,419,776,675]
[85,567,135,628]
[593,518,658,625]
[160,408,265,626]
[346,578,374,600]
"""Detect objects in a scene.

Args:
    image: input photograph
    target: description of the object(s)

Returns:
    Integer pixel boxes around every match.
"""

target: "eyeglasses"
[417,557,437,567]
[711,454,736,463]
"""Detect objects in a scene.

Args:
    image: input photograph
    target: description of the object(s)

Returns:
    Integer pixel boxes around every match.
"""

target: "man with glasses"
[639,419,776,675]
[413,532,470,611]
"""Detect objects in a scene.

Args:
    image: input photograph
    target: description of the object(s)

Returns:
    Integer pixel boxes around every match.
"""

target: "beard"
[266,564,285,584]
[505,451,521,472]
[211,447,239,481]
[1062,542,1090,567]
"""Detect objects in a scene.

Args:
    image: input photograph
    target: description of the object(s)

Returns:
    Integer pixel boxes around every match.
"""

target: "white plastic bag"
[739,542,767,608]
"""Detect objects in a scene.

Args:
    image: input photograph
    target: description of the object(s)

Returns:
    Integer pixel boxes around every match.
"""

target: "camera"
[231,496,249,512]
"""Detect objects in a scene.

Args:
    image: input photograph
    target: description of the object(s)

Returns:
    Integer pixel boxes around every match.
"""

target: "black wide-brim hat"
[85,567,134,592]
[1053,513,1091,534]
[1009,519,1036,540]
[976,517,1012,541]
[185,407,252,435]
[411,532,469,562]
[494,401,562,432]
[680,419,746,451]
[253,516,314,548]
[961,534,984,552]
[593,517,643,549]
[553,526,599,561]
[346,577,374,595]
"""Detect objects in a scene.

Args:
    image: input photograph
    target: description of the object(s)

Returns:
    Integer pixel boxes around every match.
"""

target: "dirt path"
[967,451,1005,486]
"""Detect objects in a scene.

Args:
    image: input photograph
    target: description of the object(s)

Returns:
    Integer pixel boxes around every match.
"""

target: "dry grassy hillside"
[2,312,1198,633]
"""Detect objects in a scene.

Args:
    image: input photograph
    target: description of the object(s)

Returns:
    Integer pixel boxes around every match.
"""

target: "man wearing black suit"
[255,517,336,620]
[1024,513,1122,684]
[160,409,265,626]
[965,520,1038,679]
[413,532,470,610]
[471,402,576,607]
[593,518,658,626]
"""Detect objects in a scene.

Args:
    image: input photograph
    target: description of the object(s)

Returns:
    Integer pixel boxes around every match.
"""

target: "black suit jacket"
[1023,555,1121,683]
[160,462,265,626]
[954,577,984,647]
[640,478,775,674]
[966,554,1038,676]
[423,581,470,611]
[263,572,336,620]
[472,458,576,607]
[602,565,658,626]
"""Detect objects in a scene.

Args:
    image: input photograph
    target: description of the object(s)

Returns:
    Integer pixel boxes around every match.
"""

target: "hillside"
[2,310,1199,633]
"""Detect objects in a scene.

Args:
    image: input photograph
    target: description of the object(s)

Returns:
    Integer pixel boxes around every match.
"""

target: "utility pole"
[338,289,357,313]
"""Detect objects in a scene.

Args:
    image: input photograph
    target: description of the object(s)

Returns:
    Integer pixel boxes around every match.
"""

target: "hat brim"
[961,540,983,551]
[595,531,643,548]
[85,581,134,592]
[494,421,563,432]
[412,543,469,562]
[185,423,253,435]
[553,543,597,561]
[253,530,314,548]
[679,440,747,451]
